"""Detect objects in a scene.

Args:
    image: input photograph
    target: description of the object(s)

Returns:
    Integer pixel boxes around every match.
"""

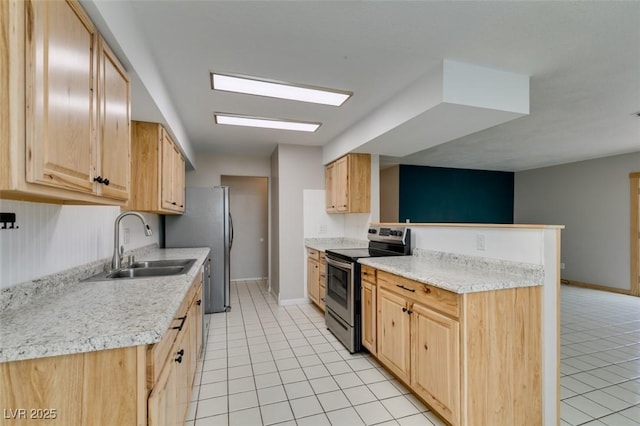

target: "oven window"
[327,263,349,309]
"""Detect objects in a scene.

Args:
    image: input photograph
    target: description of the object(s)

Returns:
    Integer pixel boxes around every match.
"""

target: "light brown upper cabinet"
[161,130,185,213]
[325,153,370,213]
[0,0,130,204]
[128,121,185,214]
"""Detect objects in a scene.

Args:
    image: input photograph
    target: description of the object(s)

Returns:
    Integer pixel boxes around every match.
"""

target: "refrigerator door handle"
[229,213,234,250]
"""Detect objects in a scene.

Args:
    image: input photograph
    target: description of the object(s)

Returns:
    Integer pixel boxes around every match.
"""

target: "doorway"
[221,175,269,282]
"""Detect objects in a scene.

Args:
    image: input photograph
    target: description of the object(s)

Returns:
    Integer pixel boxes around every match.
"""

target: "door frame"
[631,172,639,296]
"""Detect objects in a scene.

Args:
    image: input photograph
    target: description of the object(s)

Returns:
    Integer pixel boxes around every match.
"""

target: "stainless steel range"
[325,226,411,353]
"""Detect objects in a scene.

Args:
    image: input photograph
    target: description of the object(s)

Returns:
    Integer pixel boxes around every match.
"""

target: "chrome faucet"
[111,211,153,271]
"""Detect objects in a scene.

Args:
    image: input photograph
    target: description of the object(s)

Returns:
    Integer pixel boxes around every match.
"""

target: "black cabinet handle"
[407,309,413,315]
[172,315,187,331]
[177,349,184,356]
[402,307,407,313]
[196,299,201,306]
[180,204,184,208]
[175,355,183,363]
[172,201,177,205]
[396,284,415,293]
[92,176,110,186]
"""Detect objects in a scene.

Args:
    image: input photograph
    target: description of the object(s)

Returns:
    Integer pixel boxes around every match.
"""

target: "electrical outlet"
[561,263,565,270]
[476,233,486,251]
[319,224,328,234]
[123,227,131,245]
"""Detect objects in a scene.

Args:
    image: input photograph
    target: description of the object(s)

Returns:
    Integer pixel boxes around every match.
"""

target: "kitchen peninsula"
[305,223,562,425]
[362,223,562,426]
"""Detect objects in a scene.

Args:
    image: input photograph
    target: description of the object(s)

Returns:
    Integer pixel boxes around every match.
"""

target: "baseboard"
[231,277,267,282]
[279,297,310,306]
[562,279,632,295]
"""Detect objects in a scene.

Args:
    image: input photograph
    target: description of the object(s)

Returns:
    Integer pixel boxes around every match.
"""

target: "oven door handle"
[326,256,354,271]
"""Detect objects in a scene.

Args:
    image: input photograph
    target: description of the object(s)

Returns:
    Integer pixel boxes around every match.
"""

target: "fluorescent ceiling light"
[214,113,320,132]
[211,72,352,106]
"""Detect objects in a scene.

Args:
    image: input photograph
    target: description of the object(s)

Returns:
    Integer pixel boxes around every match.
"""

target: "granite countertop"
[359,249,544,294]
[0,247,210,363]
[304,237,368,252]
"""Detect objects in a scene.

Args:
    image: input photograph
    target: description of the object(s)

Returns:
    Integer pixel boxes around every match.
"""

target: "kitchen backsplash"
[0,200,160,289]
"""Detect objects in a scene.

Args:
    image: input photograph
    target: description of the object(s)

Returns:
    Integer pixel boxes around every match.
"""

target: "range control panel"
[367,225,407,242]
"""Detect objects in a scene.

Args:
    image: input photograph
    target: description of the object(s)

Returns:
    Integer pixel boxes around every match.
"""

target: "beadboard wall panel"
[0,200,159,289]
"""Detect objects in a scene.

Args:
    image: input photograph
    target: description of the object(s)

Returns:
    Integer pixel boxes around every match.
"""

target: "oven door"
[325,255,355,325]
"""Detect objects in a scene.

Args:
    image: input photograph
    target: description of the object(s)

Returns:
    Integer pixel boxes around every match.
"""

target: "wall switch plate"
[476,233,486,251]
[561,263,565,270]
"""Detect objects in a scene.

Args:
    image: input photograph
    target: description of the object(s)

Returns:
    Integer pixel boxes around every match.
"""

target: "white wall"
[0,200,160,289]
[515,152,640,290]
[221,176,268,281]
[303,190,345,238]
[275,145,325,303]
[409,226,546,265]
[186,153,271,187]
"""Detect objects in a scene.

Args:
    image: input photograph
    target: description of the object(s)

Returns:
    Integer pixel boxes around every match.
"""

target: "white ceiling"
[85,1,640,172]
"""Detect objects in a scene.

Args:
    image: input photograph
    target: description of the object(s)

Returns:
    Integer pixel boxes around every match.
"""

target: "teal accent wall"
[398,165,514,223]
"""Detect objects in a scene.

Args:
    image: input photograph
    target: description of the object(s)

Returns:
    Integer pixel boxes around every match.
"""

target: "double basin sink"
[85,258,197,281]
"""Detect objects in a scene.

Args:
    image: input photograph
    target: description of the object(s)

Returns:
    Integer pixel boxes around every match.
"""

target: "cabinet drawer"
[147,324,178,389]
[306,248,319,261]
[361,265,377,283]
[378,271,459,319]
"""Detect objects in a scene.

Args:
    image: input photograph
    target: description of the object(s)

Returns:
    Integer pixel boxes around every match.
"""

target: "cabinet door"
[361,281,376,355]
[97,38,130,200]
[334,156,349,212]
[174,324,191,426]
[325,163,336,211]
[174,149,185,211]
[307,257,319,303]
[26,0,97,194]
[161,130,175,210]
[148,354,178,426]
[194,285,203,360]
[378,287,411,382]
[411,302,460,425]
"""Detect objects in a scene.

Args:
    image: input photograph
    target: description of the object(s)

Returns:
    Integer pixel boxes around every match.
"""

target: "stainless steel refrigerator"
[165,186,233,313]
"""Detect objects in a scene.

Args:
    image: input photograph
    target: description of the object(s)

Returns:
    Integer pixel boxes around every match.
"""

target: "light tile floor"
[186,281,640,426]
[560,286,640,426]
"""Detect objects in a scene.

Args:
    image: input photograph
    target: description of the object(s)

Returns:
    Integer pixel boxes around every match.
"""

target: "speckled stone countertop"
[0,246,209,363]
[359,248,544,294]
[304,237,368,252]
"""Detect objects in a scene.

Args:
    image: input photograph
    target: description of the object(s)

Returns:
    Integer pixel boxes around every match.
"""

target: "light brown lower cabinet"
[411,302,460,425]
[306,248,326,312]
[371,270,542,426]
[0,268,204,426]
[361,266,377,355]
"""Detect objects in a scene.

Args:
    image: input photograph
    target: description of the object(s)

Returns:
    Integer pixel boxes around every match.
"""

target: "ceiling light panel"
[214,113,320,132]
[211,73,352,106]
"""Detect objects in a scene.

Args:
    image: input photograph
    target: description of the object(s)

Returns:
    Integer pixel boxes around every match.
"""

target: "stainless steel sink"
[83,258,197,281]
[106,266,185,279]
[130,259,196,269]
